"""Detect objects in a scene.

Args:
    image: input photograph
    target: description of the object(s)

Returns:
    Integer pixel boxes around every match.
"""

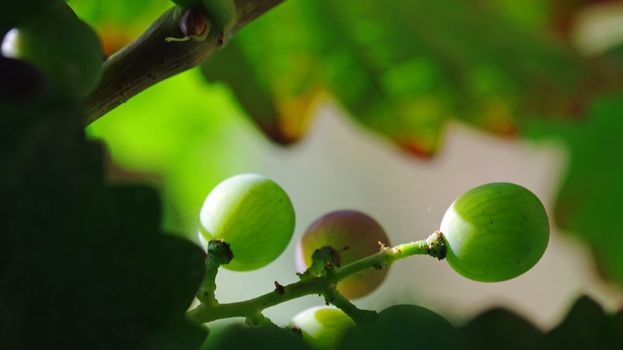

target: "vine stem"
[83,0,284,125]
[322,287,378,327]
[197,240,233,305]
[186,231,446,324]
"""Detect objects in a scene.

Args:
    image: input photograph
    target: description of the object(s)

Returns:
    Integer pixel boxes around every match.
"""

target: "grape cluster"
[199,175,552,349]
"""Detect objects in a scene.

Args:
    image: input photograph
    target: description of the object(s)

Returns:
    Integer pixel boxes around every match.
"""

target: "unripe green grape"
[8,4,103,97]
[440,182,549,282]
[296,210,390,299]
[291,306,355,350]
[199,174,295,271]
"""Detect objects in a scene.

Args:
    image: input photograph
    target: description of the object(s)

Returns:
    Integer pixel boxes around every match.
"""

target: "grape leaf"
[545,296,623,349]
[202,40,295,144]
[67,0,171,56]
[525,92,623,285]
[139,319,207,350]
[0,0,66,30]
[202,324,311,350]
[338,304,455,350]
[1,59,206,349]
[199,0,611,158]
[87,70,259,235]
[456,308,544,350]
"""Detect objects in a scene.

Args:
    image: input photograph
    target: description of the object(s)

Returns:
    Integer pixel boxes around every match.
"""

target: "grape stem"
[322,287,378,327]
[197,239,233,305]
[186,231,447,324]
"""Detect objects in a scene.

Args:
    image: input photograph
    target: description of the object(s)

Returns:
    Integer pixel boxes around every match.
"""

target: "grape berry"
[291,306,355,350]
[296,210,391,299]
[440,182,549,282]
[199,174,296,271]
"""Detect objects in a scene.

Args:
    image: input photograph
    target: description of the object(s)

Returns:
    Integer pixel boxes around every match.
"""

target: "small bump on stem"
[298,246,341,281]
[165,7,211,43]
[274,281,285,295]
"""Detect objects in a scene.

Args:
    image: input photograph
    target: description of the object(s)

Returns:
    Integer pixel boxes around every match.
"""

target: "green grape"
[9,4,103,97]
[440,182,549,282]
[296,210,390,299]
[199,174,295,271]
[291,306,355,350]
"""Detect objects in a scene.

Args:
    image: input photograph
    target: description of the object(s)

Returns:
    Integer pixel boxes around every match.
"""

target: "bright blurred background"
[73,0,623,328]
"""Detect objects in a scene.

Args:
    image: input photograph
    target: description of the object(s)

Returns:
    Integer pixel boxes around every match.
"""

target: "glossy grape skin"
[440,182,549,282]
[291,306,355,350]
[296,210,390,299]
[11,4,103,97]
[199,174,295,271]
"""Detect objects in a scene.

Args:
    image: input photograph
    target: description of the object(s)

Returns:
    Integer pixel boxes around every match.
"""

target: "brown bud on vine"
[165,8,211,43]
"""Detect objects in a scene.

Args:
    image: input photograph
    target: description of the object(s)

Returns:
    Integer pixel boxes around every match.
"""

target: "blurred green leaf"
[139,318,207,350]
[339,304,455,350]
[1,0,65,30]
[545,296,623,349]
[87,69,259,235]
[68,0,171,56]
[202,324,311,350]
[526,93,623,285]
[456,308,544,350]
[202,40,295,144]
[198,0,614,159]
[69,0,170,25]
[1,62,206,349]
